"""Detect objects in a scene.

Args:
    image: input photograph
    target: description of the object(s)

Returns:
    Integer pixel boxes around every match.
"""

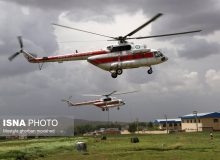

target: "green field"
[0,132,220,160]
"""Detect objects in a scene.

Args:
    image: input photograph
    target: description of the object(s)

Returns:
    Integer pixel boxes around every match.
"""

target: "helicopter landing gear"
[102,108,109,111]
[147,67,153,74]
[116,68,123,75]
[111,72,117,78]
[111,68,123,78]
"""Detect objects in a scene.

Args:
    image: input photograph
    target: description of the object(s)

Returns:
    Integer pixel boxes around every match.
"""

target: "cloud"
[139,69,203,95]
[0,1,59,77]
[205,69,220,92]
[6,0,220,34]
[176,37,220,59]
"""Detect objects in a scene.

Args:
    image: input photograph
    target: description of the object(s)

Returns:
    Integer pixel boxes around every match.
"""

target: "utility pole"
[108,109,110,126]
[164,114,168,134]
[136,118,139,134]
[193,111,198,132]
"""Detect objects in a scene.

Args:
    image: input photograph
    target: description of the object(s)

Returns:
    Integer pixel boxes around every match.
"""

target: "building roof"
[154,118,181,124]
[180,112,220,119]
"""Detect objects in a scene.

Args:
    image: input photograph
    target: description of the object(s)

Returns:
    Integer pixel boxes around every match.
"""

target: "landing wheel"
[147,67,153,74]
[117,107,120,110]
[106,108,109,111]
[116,68,123,75]
[111,72,117,78]
[102,108,105,111]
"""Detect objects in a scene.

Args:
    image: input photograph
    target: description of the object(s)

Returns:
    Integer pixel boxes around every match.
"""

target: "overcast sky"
[1,0,220,122]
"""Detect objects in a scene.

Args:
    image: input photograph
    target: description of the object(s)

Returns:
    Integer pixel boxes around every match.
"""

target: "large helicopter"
[61,90,137,111]
[9,13,201,78]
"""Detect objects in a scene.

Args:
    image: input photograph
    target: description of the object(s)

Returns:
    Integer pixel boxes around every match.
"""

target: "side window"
[135,45,140,49]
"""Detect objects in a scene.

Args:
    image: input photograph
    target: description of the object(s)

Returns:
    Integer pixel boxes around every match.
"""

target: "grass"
[0,132,220,160]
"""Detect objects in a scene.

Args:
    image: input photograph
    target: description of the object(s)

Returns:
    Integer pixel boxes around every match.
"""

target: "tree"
[147,121,154,130]
[95,123,122,130]
[128,122,137,133]
[74,124,95,135]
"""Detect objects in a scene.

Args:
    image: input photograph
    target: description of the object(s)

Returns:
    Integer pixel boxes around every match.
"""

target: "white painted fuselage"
[22,43,168,77]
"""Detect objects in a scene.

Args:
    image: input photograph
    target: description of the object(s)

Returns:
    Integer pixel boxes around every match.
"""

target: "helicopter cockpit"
[153,51,164,57]
[153,51,168,62]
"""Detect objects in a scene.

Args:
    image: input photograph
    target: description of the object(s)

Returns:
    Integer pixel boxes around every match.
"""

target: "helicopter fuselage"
[22,43,168,78]
[88,44,167,71]
[62,96,125,111]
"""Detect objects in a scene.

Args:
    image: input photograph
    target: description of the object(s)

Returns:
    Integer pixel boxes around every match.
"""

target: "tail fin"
[22,51,37,62]
[22,51,36,62]
[61,98,74,107]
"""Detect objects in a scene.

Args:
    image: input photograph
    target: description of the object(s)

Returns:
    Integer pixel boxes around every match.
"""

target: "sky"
[1,0,220,122]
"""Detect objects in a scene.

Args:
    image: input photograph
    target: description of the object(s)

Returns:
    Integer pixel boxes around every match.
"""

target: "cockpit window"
[154,51,163,57]
[154,52,160,57]
[158,51,163,57]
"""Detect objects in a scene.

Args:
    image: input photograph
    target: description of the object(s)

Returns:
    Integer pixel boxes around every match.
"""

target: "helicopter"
[61,90,137,111]
[9,13,201,78]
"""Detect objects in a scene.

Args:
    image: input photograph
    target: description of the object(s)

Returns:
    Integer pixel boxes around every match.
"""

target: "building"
[154,118,181,131]
[180,112,220,132]
[102,128,121,134]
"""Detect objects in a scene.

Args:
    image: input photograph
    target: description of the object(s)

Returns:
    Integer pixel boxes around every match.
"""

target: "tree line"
[72,121,158,135]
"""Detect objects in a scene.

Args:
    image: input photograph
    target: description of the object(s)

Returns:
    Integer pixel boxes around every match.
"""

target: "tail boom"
[23,50,109,63]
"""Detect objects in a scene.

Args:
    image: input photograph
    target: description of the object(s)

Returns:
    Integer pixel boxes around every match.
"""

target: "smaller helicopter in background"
[61,90,137,111]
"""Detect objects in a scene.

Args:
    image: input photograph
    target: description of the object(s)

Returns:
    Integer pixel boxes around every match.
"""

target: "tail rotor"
[8,36,24,61]
[61,96,73,107]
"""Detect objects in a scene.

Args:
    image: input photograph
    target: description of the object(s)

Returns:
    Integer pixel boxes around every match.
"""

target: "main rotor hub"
[117,36,127,44]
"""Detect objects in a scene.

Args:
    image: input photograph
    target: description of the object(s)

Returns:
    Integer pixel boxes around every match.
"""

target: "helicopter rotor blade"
[124,13,163,38]
[104,90,117,97]
[111,90,139,96]
[8,52,20,61]
[127,30,202,40]
[58,39,108,43]
[18,36,23,49]
[82,94,102,97]
[52,23,116,39]
[82,91,117,97]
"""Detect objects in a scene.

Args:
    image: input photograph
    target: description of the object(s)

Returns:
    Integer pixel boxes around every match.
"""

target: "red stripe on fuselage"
[90,52,153,64]
[95,101,119,107]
